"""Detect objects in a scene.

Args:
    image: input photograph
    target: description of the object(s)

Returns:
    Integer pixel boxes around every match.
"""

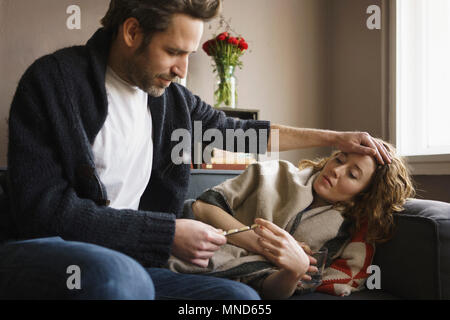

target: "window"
[396,0,450,157]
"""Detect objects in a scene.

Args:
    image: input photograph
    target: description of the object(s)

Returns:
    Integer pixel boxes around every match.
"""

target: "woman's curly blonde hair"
[298,138,415,244]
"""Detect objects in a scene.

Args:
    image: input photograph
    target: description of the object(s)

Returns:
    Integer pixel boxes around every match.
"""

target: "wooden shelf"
[191,169,244,175]
[193,107,260,171]
[214,107,259,120]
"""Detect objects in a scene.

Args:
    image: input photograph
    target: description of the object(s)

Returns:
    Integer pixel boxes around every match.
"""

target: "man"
[1,0,390,299]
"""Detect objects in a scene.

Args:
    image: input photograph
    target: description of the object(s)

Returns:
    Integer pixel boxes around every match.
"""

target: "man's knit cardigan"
[6,28,270,267]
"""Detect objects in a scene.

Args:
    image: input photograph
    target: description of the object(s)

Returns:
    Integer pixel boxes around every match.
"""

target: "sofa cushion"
[187,170,243,200]
[373,199,450,299]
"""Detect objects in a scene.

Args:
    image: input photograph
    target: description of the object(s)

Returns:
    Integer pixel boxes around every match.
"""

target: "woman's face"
[313,152,377,204]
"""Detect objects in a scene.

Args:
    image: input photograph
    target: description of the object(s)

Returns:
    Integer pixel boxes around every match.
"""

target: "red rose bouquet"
[202,31,249,108]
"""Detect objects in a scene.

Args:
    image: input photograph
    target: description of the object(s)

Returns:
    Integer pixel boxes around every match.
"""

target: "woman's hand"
[297,241,313,255]
[254,218,314,280]
[296,241,318,281]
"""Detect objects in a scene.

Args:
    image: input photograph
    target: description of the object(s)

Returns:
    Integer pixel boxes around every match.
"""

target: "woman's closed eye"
[349,171,358,179]
[335,155,360,179]
[335,156,344,164]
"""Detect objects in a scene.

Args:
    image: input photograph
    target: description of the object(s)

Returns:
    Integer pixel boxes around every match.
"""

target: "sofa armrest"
[373,198,450,299]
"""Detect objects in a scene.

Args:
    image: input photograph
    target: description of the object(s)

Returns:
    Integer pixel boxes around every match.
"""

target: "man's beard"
[124,53,173,97]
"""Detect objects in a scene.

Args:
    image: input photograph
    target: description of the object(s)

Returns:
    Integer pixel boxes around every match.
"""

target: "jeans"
[0,237,260,300]
[147,268,260,300]
[0,237,154,299]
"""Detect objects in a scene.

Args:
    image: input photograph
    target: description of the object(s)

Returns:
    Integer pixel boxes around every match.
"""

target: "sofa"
[187,169,450,300]
[1,167,449,300]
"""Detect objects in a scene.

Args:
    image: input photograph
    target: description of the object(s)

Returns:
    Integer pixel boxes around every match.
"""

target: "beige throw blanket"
[167,161,350,287]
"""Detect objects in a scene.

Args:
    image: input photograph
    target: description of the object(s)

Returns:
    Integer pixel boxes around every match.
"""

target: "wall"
[414,176,450,203]
[0,0,331,168]
[0,0,109,167]
[1,1,449,203]
[327,0,383,137]
[189,0,331,163]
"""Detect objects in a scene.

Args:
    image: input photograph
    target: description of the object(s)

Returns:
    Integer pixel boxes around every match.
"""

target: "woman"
[168,139,414,299]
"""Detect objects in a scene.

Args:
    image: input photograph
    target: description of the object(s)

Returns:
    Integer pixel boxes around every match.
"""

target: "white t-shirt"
[92,66,153,210]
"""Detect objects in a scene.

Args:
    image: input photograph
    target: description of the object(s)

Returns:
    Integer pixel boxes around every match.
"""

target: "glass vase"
[214,66,237,108]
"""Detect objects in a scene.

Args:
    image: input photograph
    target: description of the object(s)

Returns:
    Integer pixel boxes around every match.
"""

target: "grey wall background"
[190,0,330,164]
[328,0,383,137]
[0,0,330,167]
[0,0,378,166]
[0,0,109,166]
[1,0,449,202]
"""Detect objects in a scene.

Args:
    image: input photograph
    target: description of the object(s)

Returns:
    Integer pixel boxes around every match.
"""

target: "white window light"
[396,0,450,157]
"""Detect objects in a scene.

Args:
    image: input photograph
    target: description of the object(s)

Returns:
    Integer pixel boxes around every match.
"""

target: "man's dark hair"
[101,0,221,49]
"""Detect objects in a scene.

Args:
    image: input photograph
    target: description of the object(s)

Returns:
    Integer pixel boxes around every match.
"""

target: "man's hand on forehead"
[334,131,391,165]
